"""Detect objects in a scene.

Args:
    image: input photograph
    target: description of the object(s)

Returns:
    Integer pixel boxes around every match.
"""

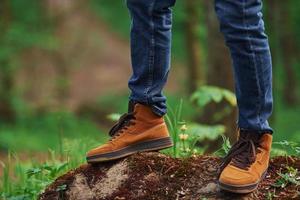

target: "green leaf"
[56,184,67,192]
[107,113,122,122]
[56,162,68,174]
[222,90,237,106]
[271,148,288,157]
[26,168,42,177]
[190,85,237,108]
[186,123,225,141]
[211,89,223,103]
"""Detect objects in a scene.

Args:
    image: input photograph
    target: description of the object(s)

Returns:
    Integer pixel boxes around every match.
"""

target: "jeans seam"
[242,0,262,128]
[143,0,156,104]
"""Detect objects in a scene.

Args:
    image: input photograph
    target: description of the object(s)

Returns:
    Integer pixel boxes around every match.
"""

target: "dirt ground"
[39,152,300,200]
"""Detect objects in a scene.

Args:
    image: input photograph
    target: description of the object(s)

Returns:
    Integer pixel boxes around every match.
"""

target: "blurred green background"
[0,0,299,162]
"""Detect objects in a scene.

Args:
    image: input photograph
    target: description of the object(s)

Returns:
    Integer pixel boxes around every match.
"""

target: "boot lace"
[219,132,262,173]
[108,112,136,140]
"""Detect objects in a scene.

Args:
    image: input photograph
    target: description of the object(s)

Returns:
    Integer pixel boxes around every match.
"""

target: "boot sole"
[86,137,173,163]
[218,169,268,194]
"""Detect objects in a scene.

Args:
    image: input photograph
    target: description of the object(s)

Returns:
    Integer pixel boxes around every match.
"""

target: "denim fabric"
[215,0,273,133]
[126,0,273,133]
[126,0,175,116]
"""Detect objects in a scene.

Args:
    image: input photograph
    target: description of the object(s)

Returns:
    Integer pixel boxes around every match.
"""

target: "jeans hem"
[129,95,166,117]
[238,125,273,134]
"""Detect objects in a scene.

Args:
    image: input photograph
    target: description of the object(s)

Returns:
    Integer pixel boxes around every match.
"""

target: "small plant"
[56,184,67,192]
[26,162,68,179]
[190,85,237,122]
[1,152,69,200]
[272,140,300,156]
[164,99,185,157]
[191,85,237,108]
[214,135,232,157]
[164,98,226,157]
[177,124,203,157]
[178,124,190,154]
[0,137,98,200]
[266,190,275,200]
[273,166,300,188]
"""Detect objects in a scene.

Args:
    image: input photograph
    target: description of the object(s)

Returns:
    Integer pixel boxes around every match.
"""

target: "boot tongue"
[239,130,262,142]
[132,103,158,120]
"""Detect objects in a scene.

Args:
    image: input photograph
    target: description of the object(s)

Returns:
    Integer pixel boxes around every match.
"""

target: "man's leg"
[215,0,273,132]
[127,0,176,116]
[86,0,175,163]
[215,0,273,193]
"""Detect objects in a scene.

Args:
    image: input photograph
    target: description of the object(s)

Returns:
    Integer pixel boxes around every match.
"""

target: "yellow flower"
[180,124,188,131]
[179,133,188,140]
[183,134,189,140]
[179,134,184,140]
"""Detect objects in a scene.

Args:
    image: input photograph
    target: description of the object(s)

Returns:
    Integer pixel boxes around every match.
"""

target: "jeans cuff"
[239,127,273,134]
[129,96,166,117]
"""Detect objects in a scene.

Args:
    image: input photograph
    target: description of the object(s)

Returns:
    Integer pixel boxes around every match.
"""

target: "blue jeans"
[126,0,273,133]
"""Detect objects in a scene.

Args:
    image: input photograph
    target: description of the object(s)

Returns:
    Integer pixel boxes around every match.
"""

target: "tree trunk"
[53,53,70,108]
[45,0,76,108]
[278,1,299,106]
[264,0,280,124]
[184,0,204,94]
[0,0,16,123]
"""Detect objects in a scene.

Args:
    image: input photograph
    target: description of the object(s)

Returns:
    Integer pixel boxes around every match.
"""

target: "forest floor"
[39,152,300,200]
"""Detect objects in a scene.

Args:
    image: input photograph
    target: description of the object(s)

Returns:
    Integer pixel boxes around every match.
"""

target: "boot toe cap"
[219,165,257,186]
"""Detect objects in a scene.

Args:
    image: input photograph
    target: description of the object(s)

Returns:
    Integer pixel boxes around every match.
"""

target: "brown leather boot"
[218,130,272,193]
[86,102,173,163]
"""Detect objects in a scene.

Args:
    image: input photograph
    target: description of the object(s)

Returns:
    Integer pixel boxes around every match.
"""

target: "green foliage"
[273,104,300,143]
[214,135,232,157]
[0,0,56,58]
[163,99,208,157]
[0,112,105,152]
[0,0,56,71]
[1,152,67,199]
[190,85,237,108]
[89,0,130,38]
[164,99,185,157]
[186,123,225,141]
[272,140,300,157]
[89,0,191,62]
[0,138,99,200]
[0,0,57,121]
[190,85,237,122]
[184,123,225,155]
[164,86,236,157]
[266,191,276,200]
[273,166,300,188]
[164,95,227,157]
[107,113,122,122]
[0,99,299,199]
[290,0,300,47]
